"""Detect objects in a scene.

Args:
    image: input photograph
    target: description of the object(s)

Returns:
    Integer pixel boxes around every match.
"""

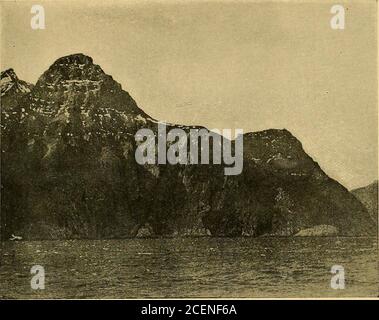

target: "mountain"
[352,181,378,226]
[1,68,33,96]
[1,69,33,110]
[0,54,375,240]
[1,68,34,167]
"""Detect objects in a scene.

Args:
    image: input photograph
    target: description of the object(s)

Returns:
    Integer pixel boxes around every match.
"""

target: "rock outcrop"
[0,54,375,240]
[294,225,338,237]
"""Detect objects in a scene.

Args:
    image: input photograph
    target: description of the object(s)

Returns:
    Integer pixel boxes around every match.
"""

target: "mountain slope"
[0,54,375,239]
[1,69,33,103]
[352,181,378,226]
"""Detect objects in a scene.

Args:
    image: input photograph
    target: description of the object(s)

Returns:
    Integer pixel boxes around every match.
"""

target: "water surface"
[0,237,377,298]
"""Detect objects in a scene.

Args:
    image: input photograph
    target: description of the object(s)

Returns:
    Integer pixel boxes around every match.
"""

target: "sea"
[0,237,377,299]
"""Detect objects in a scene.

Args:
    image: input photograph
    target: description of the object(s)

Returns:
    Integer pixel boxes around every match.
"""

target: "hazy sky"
[1,0,377,189]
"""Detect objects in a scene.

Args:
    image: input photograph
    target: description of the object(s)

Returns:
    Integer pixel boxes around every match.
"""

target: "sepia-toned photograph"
[0,0,377,300]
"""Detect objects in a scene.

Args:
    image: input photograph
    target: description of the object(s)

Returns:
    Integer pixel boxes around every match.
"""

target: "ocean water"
[0,237,377,299]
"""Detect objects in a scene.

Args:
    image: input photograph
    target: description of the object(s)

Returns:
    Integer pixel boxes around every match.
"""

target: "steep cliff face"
[352,181,378,226]
[0,54,375,240]
[1,68,34,160]
[1,54,153,239]
[1,69,34,240]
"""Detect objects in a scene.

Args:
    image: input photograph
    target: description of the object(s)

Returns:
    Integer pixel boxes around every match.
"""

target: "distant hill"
[352,181,378,226]
[0,54,375,239]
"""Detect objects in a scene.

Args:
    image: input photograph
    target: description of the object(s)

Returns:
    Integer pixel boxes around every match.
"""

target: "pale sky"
[1,0,377,189]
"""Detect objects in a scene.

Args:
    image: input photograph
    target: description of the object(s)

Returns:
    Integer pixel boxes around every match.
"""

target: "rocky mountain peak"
[55,53,94,65]
[12,54,150,147]
[1,68,17,81]
[35,53,118,89]
[30,54,131,116]
[1,68,32,97]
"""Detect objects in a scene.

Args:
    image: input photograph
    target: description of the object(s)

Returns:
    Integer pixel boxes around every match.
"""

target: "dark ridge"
[51,53,94,66]
[1,68,17,80]
[35,53,108,86]
[243,128,294,137]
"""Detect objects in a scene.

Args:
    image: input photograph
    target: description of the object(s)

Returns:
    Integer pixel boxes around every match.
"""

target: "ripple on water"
[0,237,377,298]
